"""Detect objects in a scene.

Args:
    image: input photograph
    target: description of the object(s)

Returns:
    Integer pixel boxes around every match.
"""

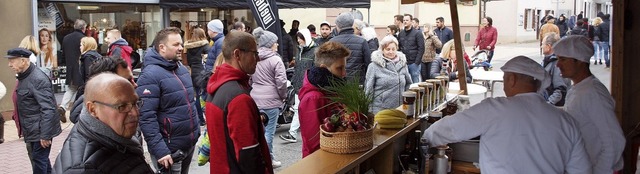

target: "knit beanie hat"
[335,13,354,29]
[207,19,224,33]
[252,27,278,48]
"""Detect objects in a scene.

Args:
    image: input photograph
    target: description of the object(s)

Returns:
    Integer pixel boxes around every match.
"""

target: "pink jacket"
[298,72,340,157]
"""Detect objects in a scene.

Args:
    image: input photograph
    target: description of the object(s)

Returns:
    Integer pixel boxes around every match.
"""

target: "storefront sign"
[45,3,64,29]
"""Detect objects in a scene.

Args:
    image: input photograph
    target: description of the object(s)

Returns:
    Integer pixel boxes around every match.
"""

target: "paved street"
[0,42,613,173]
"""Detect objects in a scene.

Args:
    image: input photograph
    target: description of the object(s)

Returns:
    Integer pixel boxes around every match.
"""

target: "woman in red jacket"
[474,17,498,63]
[298,42,349,157]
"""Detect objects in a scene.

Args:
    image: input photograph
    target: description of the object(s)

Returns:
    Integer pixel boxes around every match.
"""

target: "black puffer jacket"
[15,63,61,142]
[279,28,296,65]
[54,111,153,174]
[398,27,425,65]
[329,28,371,84]
[596,19,611,42]
[184,40,210,88]
[556,19,570,37]
[75,50,102,99]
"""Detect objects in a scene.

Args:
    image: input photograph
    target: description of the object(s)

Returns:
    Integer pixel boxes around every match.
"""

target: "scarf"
[308,66,344,89]
[77,108,144,155]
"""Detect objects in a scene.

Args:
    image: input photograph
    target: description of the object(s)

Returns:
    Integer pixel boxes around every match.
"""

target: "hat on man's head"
[500,56,551,94]
[5,48,32,59]
[207,19,224,34]
[320,21,331,28]
[253,27,278,48]
[552,35,594,63]
[335,13,354,29]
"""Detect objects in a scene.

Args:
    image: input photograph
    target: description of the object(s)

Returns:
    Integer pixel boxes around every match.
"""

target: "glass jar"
[402,91,417,118]
[409,87,423,116]
[427,111,443,124]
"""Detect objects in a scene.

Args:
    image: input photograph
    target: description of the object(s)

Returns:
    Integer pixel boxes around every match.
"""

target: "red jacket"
[298,71,341,157]
[205,64,273,173]
[475,26,498,51]
[108,40,134,69]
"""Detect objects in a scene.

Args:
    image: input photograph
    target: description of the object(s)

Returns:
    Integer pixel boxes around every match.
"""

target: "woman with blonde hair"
[429,40,473,82]
[421,22,442,82]
[18,35,40,64]
[75,37,101,99]
[39,28,58,69]
[592,17,603,64]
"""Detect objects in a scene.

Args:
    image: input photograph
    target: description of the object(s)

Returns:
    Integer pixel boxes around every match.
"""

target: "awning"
[159,0,371,9]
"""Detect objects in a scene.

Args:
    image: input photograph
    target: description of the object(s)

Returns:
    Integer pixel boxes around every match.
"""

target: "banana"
[378,124,406,129]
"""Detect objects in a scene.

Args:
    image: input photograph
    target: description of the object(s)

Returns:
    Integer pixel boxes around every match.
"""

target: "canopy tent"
[159,0,371,9]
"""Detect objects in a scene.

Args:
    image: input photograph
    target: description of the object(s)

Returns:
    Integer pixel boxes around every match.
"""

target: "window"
[524,9,531,30]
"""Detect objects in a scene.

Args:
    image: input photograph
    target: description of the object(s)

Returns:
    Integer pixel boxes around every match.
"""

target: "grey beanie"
[335,12,354,29]
[207,19,224,33]
[252,27,278,48]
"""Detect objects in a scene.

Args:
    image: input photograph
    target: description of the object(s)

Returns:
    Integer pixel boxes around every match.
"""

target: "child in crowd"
[298,42,349,158]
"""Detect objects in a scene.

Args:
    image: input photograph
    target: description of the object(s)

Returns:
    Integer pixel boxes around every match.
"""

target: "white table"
[470,69,504,97]
[448,82,488,95]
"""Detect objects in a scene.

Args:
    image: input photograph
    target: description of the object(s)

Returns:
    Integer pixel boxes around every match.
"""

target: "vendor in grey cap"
[6,47,62,173]
[553,35,625,173]
[422,56,591,173]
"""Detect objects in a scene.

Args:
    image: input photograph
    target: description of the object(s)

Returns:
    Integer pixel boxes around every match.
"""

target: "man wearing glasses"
[136,27,200,173]
[53,73,153,173]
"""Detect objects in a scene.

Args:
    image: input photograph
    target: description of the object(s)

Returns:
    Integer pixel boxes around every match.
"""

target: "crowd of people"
[0,9,621,174]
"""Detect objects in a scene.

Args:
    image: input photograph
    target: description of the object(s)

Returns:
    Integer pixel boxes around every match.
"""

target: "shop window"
[524,9,531,30]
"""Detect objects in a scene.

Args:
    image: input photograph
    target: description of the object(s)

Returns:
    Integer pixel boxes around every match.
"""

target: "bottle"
[409,130,422,173]
[403,91,417,118]
[432,146,449,174]
[420,138,431,174]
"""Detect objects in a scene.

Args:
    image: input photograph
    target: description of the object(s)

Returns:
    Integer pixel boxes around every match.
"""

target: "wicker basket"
[319,126,374,154]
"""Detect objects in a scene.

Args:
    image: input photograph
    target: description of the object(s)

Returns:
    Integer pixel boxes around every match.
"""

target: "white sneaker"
[272,160,282,168]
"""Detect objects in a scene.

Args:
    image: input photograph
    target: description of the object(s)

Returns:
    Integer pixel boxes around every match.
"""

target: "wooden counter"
[279,117,424,174]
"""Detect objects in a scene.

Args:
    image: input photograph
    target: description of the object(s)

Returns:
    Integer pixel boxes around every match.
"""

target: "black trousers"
[421,61,433,81]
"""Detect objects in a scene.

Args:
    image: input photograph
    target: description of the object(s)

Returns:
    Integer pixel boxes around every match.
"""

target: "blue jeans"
[407,63,421,83]
[194,87,204,124]
[149,146,195,174]
[261,108,280,159]
[599,41,610,67]
[592,41,600,62]
[26,141,52,174]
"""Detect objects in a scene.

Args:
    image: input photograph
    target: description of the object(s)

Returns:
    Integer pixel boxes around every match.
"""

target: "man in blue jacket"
[136,27,200,173]
[206,19,225,72]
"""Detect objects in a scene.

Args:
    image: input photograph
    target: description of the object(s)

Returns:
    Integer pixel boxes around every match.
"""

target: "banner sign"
[44,3,64,29]
[246,0,284,59]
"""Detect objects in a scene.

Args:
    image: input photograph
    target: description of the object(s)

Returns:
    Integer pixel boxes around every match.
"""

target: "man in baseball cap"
[423,56,591,173]
[7,47,62,173]
[315,21,333,46]
[553,35,625,173]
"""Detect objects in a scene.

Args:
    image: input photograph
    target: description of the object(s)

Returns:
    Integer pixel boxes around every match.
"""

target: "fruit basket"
[319,125,373,154]
[318,76,375,154]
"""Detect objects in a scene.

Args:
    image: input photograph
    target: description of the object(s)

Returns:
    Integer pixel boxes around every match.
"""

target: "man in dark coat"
[399,14,425,83]
[435,17,454,54]
[279,19,296,67]
[136,27,200,173]
[596,14,611,68]
[7,48,62,173]
[53,73,152,174]
[314,21,334,47]
[59,19,87,120]
[329,12,371,85]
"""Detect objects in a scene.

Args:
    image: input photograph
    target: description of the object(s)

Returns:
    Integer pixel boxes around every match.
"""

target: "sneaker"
[279,134,297,143]
[57,107,67,123]
[272,160,282,168]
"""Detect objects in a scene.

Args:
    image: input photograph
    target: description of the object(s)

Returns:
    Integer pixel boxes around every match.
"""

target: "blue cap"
[5,48,33,59]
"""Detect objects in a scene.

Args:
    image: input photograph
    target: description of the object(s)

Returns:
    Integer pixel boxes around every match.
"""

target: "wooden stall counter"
[279,117,423,174]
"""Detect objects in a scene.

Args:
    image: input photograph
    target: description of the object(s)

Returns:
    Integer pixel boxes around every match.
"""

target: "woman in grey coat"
[365,35,412,114]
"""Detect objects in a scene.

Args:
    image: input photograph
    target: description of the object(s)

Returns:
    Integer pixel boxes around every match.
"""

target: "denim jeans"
[150,146,195,174]
[26,141,52,174]
[407,63,421,83]
[261,107,280,159]
[592,41,600,62]
[421,62,433,80]
[599,41,610,67]
[194,87,204,124]
[288,94,300,137]
[486,50,495,63]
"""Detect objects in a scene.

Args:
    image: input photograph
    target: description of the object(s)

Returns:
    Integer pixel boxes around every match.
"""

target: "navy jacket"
[434,27,454,53]
[398,27,425,64]
[329,28,371,84]
[136,48,200,158]
[205,34,224,72]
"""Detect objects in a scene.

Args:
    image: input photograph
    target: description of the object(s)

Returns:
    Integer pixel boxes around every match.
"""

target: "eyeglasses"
[239,48,259,58]
[92,100,143,113]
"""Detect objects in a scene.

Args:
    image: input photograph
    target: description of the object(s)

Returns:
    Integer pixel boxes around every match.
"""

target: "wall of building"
[0,0,33,113]
[487,0,563,44]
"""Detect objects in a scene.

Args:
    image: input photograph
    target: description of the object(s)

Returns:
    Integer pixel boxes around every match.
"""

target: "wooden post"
[448,1,468,95]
